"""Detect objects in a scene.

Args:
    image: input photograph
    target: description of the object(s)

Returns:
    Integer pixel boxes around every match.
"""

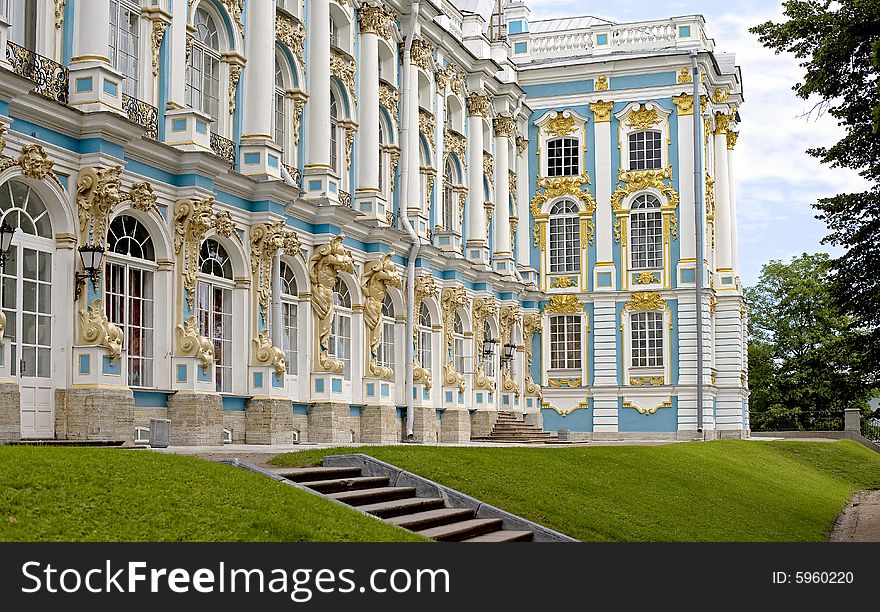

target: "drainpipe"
[691,50,704,435]
[400,1,421,441]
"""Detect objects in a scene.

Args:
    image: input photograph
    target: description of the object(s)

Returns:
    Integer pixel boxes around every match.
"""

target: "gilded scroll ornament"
[712,88,730,103]
[228,65,241,115]
[624,291,666,312]
[331,48,357,105]
[419,108,435,141]
[213,211,237,240]
[547,378,581,388]
[516,136,528,155]
[293,98,306,146]
[76,166,123,246]
[441,287,468,393]
[546,294,581,314]
[625,104,660,130]
[79,300,124,364]
[362,255,402,380]
[410,38,433,71]
[379,81,400,118]
[444,127,467,167]
[125,182,159,215]
[151,20,167,77]
[276,14,306,68]
[545,114,577,137]
[250,219,300,359]
[634,271,659,285]
[551,276,575,289]
[522,314,543,399]
[630,376,664,386]
[17,145,59,184]
[499,305,521,397]
[173,197,216,312]
[54,0,65,29]
[176,315,214,368]
[610,167,679,214]
[309,235,355,373]
[623,399,672,415]
[253,329,286,375]
[529,174,596,247]
[221,0,244,37]
[483,152,494,178]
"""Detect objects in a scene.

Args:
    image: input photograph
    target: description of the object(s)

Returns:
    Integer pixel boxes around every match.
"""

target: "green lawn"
[271,440,880,542]
[0,447,423,542]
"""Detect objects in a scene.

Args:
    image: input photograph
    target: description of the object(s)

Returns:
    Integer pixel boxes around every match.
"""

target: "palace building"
[0,0,747,445]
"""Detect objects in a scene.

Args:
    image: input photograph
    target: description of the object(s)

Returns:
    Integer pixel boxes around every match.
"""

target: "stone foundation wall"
[308,402,350,444]
[441,408,470,443]
[361,405,400,444]
[410,406,440,443]
[223,411,247,444]
[133,408,167,431]
[246,398,296,445]
[523,411,543,430]
[470,409,498,438]
[166,391,223,446]
[0,380,21,443]
[55,386,134,443]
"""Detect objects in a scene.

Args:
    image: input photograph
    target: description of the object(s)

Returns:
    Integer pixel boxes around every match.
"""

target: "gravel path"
[829,490,880,542]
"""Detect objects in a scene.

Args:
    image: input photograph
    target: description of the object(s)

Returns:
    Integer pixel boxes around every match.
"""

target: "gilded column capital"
[672,93,694,116]
[726,131,739,150]
[714,111,731,135]
[589,101,614,123]
[493,115,516,138]
[358,4,394,39]
[467,94,491,117]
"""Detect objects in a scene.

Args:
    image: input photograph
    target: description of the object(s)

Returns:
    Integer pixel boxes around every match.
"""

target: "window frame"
[109,0,141,97]
[548,199,581,275]
[546,137,580,177]
[329,277,352,380]
[549,314,582,372]
[629,310,664,369]
[279,261,299,378]
[628,130,663,171]
[629,193,663,271]
[197,238,235,394]
[186,6,223,122]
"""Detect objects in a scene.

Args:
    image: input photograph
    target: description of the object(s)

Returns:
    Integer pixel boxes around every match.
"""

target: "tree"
[744,253,872,430]
[751,1,880,378]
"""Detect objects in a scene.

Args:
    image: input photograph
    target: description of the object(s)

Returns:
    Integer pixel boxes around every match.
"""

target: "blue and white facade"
[0,0,747,445]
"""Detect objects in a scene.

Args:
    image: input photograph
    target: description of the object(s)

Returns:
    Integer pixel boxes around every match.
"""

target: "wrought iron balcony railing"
[338,190,352,209]
[283,164,303,190]
[6,41,68,104]
[122,93,159,140]
[210,132,236,166]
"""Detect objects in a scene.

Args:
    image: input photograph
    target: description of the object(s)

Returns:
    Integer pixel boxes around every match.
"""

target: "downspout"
[400,1,421,441]
[691,50,704,435]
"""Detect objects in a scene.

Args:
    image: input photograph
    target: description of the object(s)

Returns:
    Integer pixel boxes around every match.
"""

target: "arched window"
[329,278,351,379]
[0,179,53,383]
[628,130,662,171]
[109,0,140,96]
[549,200,580,274]
[443,160,454,230]
[330,90,340,174]
[106,215,155,387]
[329,16,339,48]
[274,58,286,149]
[9,0,37,51]
[453,313,465,376]
[547,137,578,177]
[186,7,221,120]
[198,239,233,392]
[418,303,432,370]
[280,261,298,376]
[630,194,662,270]
[378,295,395,370]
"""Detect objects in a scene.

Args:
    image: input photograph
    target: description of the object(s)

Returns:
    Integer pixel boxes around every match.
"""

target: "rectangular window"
[274,91,285,148]
[109,0,140,97]
[631,211,663,269]
[550,315,581,370]
[454,337,465,376]
[330,313,351,380]
[631,311,664,368]
[549,216,580,273]
[282,300,298,376]
[198,281,232,393]
[629,131,662,170]
[547,138,579,177]
[378,321,395,370]
[420,329,433,371]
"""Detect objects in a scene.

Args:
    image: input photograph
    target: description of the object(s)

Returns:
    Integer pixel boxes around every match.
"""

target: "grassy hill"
[271,440,880,541]
[0,446,422,542]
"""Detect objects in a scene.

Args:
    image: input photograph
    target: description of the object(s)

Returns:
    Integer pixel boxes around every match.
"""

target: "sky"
[523,0,867,285]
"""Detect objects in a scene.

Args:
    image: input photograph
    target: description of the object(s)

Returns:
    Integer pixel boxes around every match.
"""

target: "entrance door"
[0,179,55,439]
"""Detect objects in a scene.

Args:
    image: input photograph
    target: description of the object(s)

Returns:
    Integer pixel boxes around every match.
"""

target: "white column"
[727,134,739,275]
[515,138,531,268]
[241,0,273,139]
[492,116,513,274]
[306,0,331,171]
[71,0,110,64]
[357,29,380,192]
[407,62,421,218]
[593,108,614,265]
[466,95,488,262]
[271,255,282,349]
[713,126,732,272]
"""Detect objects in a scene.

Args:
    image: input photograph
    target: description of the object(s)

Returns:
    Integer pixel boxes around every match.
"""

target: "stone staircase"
[275,465,535,542]
[471,411,557,444]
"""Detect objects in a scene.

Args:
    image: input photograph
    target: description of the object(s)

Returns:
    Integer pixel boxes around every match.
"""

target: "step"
[358,497,446,518]
[327,486,417,506]
[388,507,475,530]
[417,518,504,542]
[463,530,534,543]
[274,466,363,482]
[299,476,390,493]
